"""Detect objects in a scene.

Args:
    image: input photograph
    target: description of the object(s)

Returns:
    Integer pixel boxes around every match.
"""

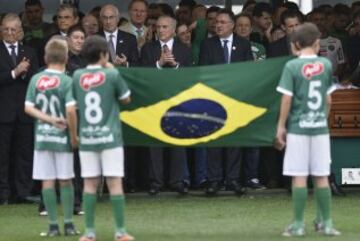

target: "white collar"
[299,55,318,59]
[60,31,67,37]
[3,41,18,48]
[130,22,144,32]
[86,65,102,69]
[104,29,118,38]
[45,69,63,74]
[220,34,233,43]
[159,38,174,49]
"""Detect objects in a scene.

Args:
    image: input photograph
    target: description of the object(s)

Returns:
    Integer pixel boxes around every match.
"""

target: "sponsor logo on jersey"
[36,75,60,92]
[302,62,324,79]
[80,72,106,91]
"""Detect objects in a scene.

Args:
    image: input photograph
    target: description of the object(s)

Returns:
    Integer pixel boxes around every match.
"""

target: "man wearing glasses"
[199,9,252,195]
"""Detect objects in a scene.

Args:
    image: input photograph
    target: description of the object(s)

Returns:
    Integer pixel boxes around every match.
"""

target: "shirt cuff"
[156,61,162,69]
[65,101,76,107]
[119,90,131,100]
[25,101,34,106]
[276,86,293,96]
[11,70,16,79]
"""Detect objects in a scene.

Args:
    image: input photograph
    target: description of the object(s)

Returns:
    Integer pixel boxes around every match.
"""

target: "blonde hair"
[44,38,68,64]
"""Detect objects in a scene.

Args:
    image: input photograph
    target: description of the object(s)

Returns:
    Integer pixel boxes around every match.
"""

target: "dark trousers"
[0,123,33,201]
[149,147,186,188]
[260,147,284,186]
[124,146,149,190]
[207,147,242,182]
[243,147,260,180]
[73,150,82,207]
[184,148,207,186]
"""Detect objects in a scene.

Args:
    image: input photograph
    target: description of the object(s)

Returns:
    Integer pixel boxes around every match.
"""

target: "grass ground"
[0,189,359,241]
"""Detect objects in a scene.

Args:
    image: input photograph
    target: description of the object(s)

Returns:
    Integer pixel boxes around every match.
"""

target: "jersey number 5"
[308,80,322,110]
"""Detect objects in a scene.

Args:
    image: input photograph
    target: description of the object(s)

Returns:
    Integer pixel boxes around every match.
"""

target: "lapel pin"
[232,46,236,51]
[119,40,123,44]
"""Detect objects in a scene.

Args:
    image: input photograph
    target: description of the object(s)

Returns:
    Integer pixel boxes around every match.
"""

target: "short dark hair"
[290,22,321,48]
[206,6,221,18]
[235,13,252,25]
[178,0,197,9]
[81,35,108,64]
[284,2,299,11]
[243,0,256,11]
[25,0,42,7]
[128,0,148,10]
[67,24,85,37]
[334,3,351,15]
[158,3,175,18]
[217,8,235,23]
[280,9,303,25]
[252,2,273,18]
[310,7,325,17]
[58,4,78,18]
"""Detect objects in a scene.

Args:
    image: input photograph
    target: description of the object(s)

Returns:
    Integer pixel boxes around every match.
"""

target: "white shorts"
[79,147,124,178]
[33,151,74,180]
[283,134,331,177]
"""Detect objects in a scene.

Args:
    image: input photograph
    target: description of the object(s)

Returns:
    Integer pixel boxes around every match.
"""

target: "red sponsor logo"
[302,62,324,79]
[36,75,60,92]
[80,72,105,91]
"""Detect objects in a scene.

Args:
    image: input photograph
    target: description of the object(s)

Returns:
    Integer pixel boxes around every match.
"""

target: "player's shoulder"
[316,56,332,68]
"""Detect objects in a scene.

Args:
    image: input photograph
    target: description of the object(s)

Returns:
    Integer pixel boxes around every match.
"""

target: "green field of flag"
[119,57,291,147]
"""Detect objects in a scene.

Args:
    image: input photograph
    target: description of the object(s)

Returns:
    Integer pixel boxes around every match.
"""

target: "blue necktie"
[223,40,229,64]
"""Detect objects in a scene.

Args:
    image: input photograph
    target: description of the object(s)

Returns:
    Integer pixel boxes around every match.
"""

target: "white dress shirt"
[220,33,234,63]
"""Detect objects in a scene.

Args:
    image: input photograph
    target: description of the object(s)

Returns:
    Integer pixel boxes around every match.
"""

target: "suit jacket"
[140,39,192,67]
[0,41,39,123]
[267,36,291,58]
[98,30,139,66]
[198,35,253,65]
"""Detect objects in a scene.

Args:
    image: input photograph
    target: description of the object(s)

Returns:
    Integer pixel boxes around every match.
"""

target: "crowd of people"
[0,0,359,207]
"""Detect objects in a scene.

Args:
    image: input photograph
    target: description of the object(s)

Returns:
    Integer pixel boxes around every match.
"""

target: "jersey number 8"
[85,92,103,124]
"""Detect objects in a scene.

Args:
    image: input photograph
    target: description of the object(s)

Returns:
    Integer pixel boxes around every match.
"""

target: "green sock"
[42,188,58,225]
[292,187,307,228]
[110,195,126,234]
[60,185,74,224]
[314,188,322,223]
[83,192,97,235]
[315,187,332,226]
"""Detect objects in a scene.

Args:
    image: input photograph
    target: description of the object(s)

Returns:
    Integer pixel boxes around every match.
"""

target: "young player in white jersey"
[276,23,340,237]
[70,35,133,241]
[25,38,79,237]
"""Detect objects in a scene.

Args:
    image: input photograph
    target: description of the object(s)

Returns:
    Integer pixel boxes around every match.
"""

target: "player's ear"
[313,39,320,52]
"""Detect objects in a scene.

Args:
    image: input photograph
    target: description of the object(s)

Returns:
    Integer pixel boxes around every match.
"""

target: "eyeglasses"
[216,21,233,25]
[101,15,117,21]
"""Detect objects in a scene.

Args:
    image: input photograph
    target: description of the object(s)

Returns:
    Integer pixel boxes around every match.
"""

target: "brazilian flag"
[119,57,290,146]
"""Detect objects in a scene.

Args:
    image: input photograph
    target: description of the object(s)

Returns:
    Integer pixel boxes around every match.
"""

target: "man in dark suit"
[267,9,302,58]
[98,4,139,67]
[199,9,252,195]
[0,13,39,204]
[140,15,191,195]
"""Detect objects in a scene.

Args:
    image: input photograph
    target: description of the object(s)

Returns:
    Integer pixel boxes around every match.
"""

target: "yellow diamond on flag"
[120,83,267,146]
